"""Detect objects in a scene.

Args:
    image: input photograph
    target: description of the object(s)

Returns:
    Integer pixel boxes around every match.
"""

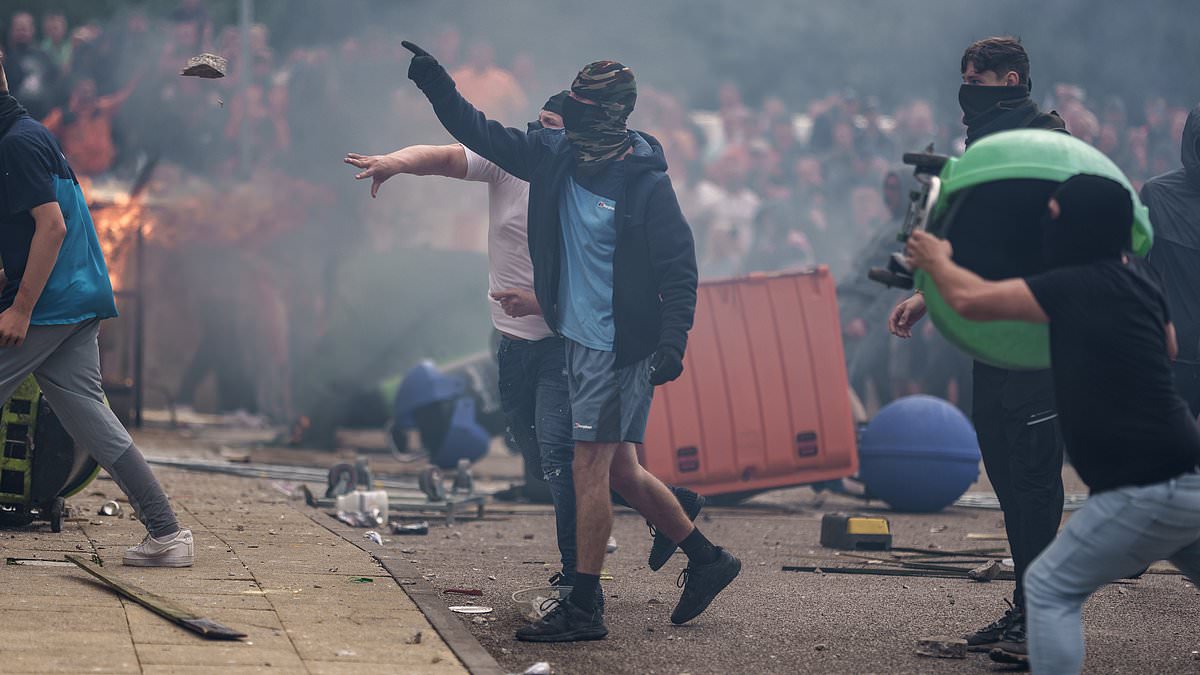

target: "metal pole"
[238,0,253,172]
[133,218,144,427]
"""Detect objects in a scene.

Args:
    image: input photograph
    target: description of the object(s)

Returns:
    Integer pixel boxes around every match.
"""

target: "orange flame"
[81,176,156,291]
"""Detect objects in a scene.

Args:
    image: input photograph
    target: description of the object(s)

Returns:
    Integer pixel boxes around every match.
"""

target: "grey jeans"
[1025,470,1200,674]
[0,319,178,537]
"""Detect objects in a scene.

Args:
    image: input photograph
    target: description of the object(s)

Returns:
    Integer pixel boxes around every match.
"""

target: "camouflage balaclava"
[562,60,637,173]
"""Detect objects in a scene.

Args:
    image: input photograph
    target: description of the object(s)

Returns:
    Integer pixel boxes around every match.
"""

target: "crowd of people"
[4,6,1194,416]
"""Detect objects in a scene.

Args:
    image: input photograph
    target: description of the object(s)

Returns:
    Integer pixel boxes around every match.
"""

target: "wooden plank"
[65,554,247,640]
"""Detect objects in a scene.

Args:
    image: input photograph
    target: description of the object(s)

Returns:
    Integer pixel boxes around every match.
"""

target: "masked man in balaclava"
[402,42,740,642]
[906,174,1200,675]
[343,92,705,618]
[888,36,1068,662]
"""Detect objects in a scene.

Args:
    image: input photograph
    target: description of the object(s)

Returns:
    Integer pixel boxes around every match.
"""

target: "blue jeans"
[1026,470,1200,674]
[497,335,579,581]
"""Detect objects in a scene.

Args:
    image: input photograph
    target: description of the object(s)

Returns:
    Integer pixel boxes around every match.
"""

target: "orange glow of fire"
[81,177,156,291]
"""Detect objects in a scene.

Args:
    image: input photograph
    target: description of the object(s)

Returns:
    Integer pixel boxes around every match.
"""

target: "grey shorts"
[565,340,652,444]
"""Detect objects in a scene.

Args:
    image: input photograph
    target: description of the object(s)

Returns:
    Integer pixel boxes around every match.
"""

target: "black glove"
[648,347,684,386]
[401,40,442,89]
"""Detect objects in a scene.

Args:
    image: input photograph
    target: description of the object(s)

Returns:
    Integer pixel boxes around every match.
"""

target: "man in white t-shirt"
[344,93,703,604]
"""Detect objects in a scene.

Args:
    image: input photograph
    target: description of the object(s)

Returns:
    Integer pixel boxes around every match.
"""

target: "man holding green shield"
[888,36,1067,655]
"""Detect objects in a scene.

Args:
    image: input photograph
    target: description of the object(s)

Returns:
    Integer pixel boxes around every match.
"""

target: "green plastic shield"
[915,129,1153,370]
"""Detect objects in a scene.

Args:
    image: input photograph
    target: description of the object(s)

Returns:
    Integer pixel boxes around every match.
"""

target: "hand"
[490,289,541,318]
[344,152,401,198]
[0,308,31,347]
[904,230,953,271]
[648,348,684,386]
[888,293,927,338]
[401,40,441,88]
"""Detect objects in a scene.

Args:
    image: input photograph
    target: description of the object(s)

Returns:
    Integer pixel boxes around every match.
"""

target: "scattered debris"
[929,525,948,533]
[338,510,385,528]
[348,577,374,584]
[449,605,493,615]
[363,531,383,545]
[814,643,828,651]
[472,616,489,625]
[444,588,483,596]
[968,560,1003,582]
[98,501,122,517]
[523,662,552,675]
[607,536,619,553]
[820,513,893,550]
[335,649,356,657]
[394,521,430,536]
[406,631,423,645]
[523,534,535,540]
[916,636,967,659]
[965,533,1009,541]
[66,554,246,640]
[180,53,227,79]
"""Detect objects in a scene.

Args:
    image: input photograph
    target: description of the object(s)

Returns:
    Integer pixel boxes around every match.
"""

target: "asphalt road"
[379,485,1200,675]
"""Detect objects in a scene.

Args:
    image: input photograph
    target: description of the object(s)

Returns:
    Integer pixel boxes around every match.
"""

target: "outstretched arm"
[402,41,546,181]
[343,144,467,197]
[906,230,1048,324]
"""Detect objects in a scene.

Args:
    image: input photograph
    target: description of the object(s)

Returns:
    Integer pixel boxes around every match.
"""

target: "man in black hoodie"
[888,37,1068,658]
[1142,105,1200,417]
[402,42,740,643]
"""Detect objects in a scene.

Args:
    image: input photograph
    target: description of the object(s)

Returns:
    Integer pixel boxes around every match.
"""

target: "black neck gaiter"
[959,84,1039,146]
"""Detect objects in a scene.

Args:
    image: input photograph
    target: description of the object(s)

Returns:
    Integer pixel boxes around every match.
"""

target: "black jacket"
[1142,105,1200,362]
[413,64,698,367]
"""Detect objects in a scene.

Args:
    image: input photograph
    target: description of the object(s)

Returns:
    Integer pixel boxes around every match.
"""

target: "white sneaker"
[123,529,194,567]
[606,536,619,554]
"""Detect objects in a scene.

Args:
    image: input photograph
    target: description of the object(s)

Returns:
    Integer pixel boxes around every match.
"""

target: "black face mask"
[958,84,1030,124]
[526,120,544,132]
[561,95,606,134]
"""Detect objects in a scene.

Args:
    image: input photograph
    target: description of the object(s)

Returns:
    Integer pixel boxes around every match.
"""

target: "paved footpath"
[0,451,495,674]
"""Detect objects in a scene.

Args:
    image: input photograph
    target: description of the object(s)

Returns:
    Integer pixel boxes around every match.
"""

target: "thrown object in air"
[180,53,227,78]
[913,130,1152,369]
[858,396,980,512]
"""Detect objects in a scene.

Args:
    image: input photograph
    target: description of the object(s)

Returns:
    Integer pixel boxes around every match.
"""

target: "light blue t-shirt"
[557,177,618,350]
[555,133,652,351]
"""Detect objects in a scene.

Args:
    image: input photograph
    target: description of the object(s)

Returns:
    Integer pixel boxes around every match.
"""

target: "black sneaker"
[670,547,741,625]
[988,622,1029,670]
[549,572,604,613]
[648,488,706,572]
[515,597,608,643]
[964,601,1023,652]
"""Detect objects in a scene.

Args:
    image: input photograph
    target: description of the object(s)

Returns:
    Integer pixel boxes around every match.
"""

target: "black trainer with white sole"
[648,487,705,572]
[670,547,741,625]
[964,602,1023,651]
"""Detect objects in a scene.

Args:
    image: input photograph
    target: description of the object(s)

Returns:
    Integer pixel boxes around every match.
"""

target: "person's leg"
[1002,368,1065,611]
[496,337,546,501]
[532,337,581,585]
[1026,480,1196,674]
[1172,361,1200,419]
[609,443,694,544]
[32,321,182,543]
[972,363,1024,600]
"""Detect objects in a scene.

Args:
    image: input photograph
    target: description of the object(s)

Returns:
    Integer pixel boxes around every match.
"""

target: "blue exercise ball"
[858,395,980,512]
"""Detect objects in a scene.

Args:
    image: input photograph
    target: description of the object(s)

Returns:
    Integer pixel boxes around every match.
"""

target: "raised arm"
[343,144,467,198]
[402,41,546,181]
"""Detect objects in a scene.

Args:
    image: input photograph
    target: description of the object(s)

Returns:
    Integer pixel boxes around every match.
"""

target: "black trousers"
[972,361,1065,609]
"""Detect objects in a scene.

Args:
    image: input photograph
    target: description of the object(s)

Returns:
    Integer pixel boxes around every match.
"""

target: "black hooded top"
[1141,105,1200,362]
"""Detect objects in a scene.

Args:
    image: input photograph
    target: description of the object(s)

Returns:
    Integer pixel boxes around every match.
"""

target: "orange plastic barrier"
[640,267,858,498]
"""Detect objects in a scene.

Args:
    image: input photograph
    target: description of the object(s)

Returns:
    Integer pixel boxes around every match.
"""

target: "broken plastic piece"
[524,663,552,675]
[363,531,383,545]
[449,605,493,614]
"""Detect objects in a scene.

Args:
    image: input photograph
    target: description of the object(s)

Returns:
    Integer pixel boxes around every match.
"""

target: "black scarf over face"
[0,93,27,137]
[959,84,1042,146]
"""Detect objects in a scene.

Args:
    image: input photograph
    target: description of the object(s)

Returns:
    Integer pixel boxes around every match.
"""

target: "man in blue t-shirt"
[405,44,741,642]
[906,174,1200,673]
[0,52,192,566]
